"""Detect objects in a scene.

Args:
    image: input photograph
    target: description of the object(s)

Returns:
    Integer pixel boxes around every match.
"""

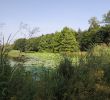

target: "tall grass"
[1,45,110,100]
[0,42,12,99]
[34,45,110,100]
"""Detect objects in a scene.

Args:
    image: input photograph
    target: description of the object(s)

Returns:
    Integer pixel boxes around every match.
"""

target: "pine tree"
[58,27,79,52]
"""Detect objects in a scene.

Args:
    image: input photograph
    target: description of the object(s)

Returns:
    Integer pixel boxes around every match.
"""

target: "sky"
[0,0,110,42]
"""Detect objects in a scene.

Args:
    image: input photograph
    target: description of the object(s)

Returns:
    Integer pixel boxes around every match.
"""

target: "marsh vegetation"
[1,10,110,100]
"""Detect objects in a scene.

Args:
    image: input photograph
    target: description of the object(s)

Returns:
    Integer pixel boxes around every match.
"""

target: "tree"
[58,27,79,52]
[95,25,110,45]
[38,34,51,52]
[38,27,79,52]
[26,37,40,52]
[38,33,59,52]
[103,10,110,24]
[77,28,82,42]
[13,38,27,52]
[53,31,62,52]
[79,30,91,51]
[88,17,100,30]
[79,27,100,51]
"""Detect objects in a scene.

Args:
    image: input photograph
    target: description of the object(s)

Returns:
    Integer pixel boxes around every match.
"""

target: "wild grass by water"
[8,50,86,69]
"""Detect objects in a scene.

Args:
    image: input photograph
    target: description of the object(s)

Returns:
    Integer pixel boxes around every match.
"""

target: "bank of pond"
[1,45,110,99]
[9,50,83,68]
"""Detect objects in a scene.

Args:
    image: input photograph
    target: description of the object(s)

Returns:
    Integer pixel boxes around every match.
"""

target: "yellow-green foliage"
[8,50,24,58]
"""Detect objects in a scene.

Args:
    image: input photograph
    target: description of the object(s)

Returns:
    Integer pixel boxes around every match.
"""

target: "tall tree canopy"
[88,17,100,30]
[13,38,26,52]
[103,10,110,24]
[58,27,79,52]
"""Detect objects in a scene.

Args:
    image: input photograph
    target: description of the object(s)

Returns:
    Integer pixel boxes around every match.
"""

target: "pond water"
[9,57,56,80]
[9,53,79,74]
[9,56,61,72]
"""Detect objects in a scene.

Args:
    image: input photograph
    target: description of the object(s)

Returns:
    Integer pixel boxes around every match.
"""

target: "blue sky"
[0,0,110,41]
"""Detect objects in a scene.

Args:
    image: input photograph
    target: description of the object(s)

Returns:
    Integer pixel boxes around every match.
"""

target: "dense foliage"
[13,24,110,52]
[14,25,110,52]
[2,45,110,99]
[2,39,110,100]
[0,49,11,99]
[32,46,110,100]
[1,10,110,100]
[13,38,27,52]
[13,27,79,52]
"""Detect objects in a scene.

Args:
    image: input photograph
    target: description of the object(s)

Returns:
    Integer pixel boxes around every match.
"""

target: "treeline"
[13,27,79,52]
[13,11,110,52]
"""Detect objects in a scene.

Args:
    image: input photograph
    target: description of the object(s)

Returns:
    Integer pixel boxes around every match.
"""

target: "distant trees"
[13,10,110,52]
[13,24,110,52]
[38,34,55,52]
[79,30,92,51]
[103,10,110,24]
[78,17,100,51]
[38,27,79,52]
[95,25,110,45]
[13,27,79,52]
[13,23,110,52]
[58,27,79,52]
[88,17,100,30]
[26,37,40,52]
[13,38,27,52]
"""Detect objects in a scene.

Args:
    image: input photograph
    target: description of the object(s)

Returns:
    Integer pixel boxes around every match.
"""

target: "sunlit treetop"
[103,10,110,24]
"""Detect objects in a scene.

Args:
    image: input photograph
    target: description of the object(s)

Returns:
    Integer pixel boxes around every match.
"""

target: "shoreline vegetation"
[0,10,110,99]
[1,45,110,99]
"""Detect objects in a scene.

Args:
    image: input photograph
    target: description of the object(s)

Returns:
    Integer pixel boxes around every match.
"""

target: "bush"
[13,38,27,52]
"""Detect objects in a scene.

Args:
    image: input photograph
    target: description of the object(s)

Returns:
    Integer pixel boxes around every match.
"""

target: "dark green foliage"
[57,58,74,80]
[0,47,11,99]
[9,66,37,100]
[13,38,27,52]
[38,27,79,52]
[79,24,110,51]
[13,24,110,52]
[34,58,76,100]
[95,25,110,45]
[79,27,100,51]
[26,37,40,52]
[54,58,75,100]
[79,30,92,51]
[2,46,110,99]
[13,27,79,53]
[38,34,56,52]
[34,49,110,100]
[0,45,37,99]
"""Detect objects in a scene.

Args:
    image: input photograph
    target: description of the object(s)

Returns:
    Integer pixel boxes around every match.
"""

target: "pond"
[9,52,80,74]
[9,55,61,71]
